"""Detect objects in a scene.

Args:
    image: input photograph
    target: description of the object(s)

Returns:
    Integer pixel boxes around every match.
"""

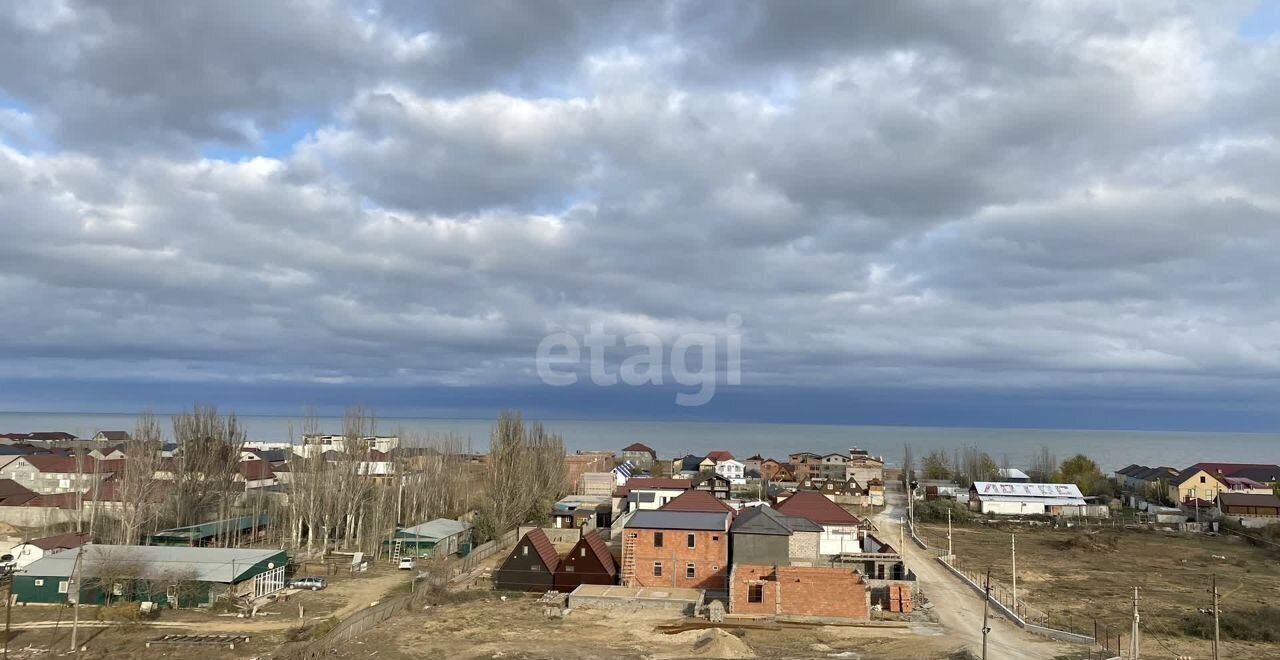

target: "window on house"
[564,566,575,572]
[57,581,69,594]
[748,584,764,603]
[521,546,528,556]
[531,564,540,571]
[654,532,664,547]
[686,563,696,578]
[33,579,43,587]
[580,548,587,557]
[627,532,638,539]
[687,533,696,549]
[1200,476,1206,483]
[653,562,663,577]
[712,535,720,541]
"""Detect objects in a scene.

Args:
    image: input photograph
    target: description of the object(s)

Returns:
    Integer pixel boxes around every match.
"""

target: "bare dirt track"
[875,486,1078,660]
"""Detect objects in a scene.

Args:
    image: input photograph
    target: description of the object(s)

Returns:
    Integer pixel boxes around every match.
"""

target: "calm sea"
[1,412,1277,474]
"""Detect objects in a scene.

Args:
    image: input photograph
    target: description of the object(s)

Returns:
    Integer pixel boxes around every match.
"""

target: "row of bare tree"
[42,406,567,559]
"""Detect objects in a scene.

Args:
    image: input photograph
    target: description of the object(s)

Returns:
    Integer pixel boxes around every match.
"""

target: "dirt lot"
[920,521,1280,659]
[0,562,411,658]
[319,592,983,660]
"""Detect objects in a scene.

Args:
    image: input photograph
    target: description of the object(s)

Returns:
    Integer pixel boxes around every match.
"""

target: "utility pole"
[947,507,953,557]
[1011,533,1017,616]
[1212,574,1220,660]
[69,545,86,653]
[982,568,992,660]
[1129,586,1140,660]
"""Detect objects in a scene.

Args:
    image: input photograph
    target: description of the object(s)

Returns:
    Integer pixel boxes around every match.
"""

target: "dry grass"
[920,522,1280,658]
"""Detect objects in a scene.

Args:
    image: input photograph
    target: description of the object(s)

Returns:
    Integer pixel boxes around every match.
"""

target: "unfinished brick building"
[728,564,870,621]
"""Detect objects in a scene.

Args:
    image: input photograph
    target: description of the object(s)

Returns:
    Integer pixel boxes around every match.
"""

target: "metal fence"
[280,528,519,660]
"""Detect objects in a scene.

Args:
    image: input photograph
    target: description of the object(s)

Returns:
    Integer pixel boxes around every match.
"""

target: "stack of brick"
[887,583,913,613]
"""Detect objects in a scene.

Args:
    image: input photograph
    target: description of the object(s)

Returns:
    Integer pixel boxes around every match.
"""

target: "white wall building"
[714,459,746,484]
[299,434,400,458]
[969,481,1086,516]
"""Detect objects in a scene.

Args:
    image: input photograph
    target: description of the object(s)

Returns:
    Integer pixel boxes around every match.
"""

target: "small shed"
[494,528,560,592]
[390,518,474,558]
[13,544,287,607]
[553,529,617,592]
[9,532,91,569]
[1218,492,1280,517]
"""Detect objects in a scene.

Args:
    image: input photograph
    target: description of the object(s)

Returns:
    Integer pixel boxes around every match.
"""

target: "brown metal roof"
[581,529,617,577]
[524,528,560,572]
[773,490,861,526]
[659,489,736,515]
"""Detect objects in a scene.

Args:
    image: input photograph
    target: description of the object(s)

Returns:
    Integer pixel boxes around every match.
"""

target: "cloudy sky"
[3,1,1280,429]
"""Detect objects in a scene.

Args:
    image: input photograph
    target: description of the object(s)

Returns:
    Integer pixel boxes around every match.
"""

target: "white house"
[714,458,746,485]
[968,481,1086,516]
[612,478,694,516]
[299,434,400,458]
[772,491,864,556]
[8,532,90,569]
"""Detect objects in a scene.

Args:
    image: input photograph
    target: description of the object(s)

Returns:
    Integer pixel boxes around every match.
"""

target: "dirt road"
[876,486,1076,660]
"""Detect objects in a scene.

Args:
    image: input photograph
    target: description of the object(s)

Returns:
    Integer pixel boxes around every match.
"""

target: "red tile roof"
[524,527,560,572]
[773,490,861,526]
[705,450,735,462]
[613,477,695,497]
[622,443,656,455]
[659,489,736,515]
[239,461,276,481]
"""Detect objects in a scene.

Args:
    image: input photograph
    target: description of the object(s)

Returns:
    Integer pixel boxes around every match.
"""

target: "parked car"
[397,556,415,570]
[289,576,327,591]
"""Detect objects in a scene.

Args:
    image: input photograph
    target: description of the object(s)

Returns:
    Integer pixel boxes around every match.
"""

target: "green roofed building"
[388,518,473,559]
[147,513,269,546]
[12,544,287,607]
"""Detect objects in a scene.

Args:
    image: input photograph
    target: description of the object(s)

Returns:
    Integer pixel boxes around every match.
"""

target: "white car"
[397,557,415,570]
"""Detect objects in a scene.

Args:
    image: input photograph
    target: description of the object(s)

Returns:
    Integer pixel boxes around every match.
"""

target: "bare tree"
[1028,446,1058,482]
[117,413,163,545]
[165,405,246,534]
[476,411,566,541]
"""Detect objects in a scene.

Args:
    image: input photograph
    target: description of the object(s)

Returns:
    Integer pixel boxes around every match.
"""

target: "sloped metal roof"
[23,544,285,583]
[398,518,472,541]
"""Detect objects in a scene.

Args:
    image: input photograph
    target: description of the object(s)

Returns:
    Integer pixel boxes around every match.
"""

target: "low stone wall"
[568,592,703,616]
[0,506,80,527]
[517,526,584,544]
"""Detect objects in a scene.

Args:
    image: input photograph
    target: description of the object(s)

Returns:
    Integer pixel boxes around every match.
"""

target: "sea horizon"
[3,410,1277,475]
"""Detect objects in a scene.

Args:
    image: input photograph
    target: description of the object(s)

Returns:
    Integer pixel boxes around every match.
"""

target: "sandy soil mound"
[657,628,756,659]
[1058,530,1119,553]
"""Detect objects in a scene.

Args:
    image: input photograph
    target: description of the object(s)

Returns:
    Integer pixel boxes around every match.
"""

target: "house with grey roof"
[729,505,822,567]
[12,544,287,607]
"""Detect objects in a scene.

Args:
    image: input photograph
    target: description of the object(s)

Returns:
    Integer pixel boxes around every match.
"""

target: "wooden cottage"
[553,529,617,592]
[494,528,560,592]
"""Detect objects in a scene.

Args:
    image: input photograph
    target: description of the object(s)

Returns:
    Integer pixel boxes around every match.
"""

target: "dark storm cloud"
[1,0,1279,412]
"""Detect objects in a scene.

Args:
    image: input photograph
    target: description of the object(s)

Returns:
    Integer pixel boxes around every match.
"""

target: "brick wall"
[729,564,868,621]
[622,528,728,592]
[777,566,868,620]
[728,565,777,616]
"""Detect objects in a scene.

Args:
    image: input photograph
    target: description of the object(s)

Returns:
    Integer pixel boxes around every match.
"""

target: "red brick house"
[621,510,731,593]
[729,564,869,621]
[553,528,617,592]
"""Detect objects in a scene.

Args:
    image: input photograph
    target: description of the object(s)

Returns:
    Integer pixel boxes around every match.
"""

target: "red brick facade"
[729,564,869,621]
[622,528,729,592]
